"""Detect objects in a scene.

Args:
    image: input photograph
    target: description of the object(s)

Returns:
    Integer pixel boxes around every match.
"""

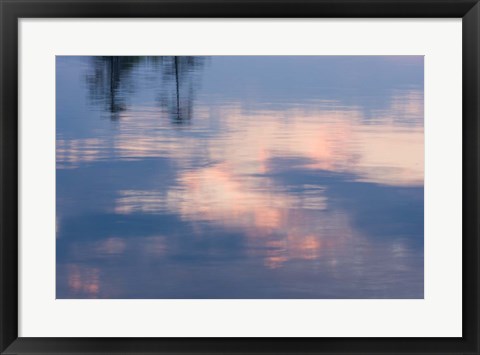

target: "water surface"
[56,56,424,298]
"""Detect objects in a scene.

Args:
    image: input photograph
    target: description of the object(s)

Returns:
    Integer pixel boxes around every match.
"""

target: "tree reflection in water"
[85,56,207,123]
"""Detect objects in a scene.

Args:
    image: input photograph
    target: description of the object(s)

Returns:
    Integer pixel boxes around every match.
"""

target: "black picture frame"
[1,1,479,354]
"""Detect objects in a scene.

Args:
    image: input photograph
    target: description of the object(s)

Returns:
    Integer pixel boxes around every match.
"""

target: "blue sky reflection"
[56,56,424,299]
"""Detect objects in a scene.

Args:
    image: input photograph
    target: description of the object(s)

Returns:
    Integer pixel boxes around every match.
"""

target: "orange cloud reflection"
[67,264,101,296]
[60,89,423,270]
[58,90,423,186]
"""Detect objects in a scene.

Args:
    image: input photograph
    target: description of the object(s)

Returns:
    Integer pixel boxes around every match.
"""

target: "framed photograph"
[1,0,479,354]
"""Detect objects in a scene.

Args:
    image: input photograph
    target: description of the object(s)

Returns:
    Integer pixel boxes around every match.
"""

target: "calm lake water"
[56,56,424,298]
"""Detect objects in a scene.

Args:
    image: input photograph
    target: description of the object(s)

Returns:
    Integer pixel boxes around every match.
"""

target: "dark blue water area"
[56,56,424,298]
